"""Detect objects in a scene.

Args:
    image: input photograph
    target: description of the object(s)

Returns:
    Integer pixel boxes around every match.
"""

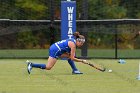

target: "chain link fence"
[0,0,140,58]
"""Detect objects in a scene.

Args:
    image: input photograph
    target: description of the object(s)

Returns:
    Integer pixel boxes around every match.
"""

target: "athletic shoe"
[72,70,83,74]
[26,60,32,74]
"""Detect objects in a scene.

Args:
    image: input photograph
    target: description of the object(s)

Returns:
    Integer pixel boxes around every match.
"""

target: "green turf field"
[0,49,140,58]
[0,59,140,93]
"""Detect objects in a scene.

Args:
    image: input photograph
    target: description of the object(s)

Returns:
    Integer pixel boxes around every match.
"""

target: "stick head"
[89,63,106,72]
[101,68,106,72]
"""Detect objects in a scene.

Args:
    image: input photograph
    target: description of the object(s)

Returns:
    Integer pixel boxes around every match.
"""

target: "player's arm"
[68,41,84,62]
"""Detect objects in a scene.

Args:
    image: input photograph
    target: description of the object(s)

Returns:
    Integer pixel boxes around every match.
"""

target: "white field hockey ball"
[108,69,112,72]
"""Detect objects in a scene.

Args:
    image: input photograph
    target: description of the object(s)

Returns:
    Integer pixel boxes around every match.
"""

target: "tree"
[15,0,48,19]
[120,0,140,18]
[88,0,127,19]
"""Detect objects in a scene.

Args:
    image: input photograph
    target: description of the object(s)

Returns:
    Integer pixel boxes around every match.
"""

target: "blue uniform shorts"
[49,44,62,58]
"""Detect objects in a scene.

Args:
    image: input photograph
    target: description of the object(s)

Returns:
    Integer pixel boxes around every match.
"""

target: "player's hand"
[137,31,140,35]
[82,60,86,62]
[81,60,87,64]
[138,31,140,35]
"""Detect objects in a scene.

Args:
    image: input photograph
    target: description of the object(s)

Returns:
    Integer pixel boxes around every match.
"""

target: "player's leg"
[68,59,83,74]
[27,57,57,74]
[46,56,57,70]
[60,53,83,74]
[27,60,46,74]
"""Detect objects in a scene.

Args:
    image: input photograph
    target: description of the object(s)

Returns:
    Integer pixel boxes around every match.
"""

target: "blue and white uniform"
[49,38,76,58]
[27,38,83,74]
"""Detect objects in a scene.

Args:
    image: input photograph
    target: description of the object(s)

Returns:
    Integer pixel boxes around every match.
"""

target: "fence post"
[115,25,118,59]
[49,0,55,45]
[81,0,88,58]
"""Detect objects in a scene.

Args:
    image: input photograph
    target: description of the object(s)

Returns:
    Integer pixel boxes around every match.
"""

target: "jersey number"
[57,40,66,44]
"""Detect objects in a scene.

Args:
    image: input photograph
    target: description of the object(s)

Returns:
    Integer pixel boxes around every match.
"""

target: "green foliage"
[17,28,38,49]
[88,0,127,19]
[15,0,48,19]
[0,0,140,19]
[0,0,140,49]
[103,6,127,19]
[0,0,17,19]
[88,31,115,49]
[121,0,140,18]
[0,0,49,19]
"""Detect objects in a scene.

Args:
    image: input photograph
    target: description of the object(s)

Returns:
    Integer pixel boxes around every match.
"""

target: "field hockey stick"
[82,60,106,72]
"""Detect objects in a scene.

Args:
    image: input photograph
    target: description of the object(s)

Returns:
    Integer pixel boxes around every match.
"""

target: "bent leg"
[27,57,57,74]
[60,53,78,71]
[60,53,83,74]
[32,63,46,69]
[68,59,78,71]
[31,57,57,70]
[46,56,57,70]
[67,59,83,74]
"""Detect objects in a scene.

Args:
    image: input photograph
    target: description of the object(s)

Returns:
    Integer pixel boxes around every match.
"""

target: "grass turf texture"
[0,49,140,58]
[0,59,140,93]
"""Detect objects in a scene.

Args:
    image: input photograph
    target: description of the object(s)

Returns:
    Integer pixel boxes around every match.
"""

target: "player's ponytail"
[73,32,85,43]
[73,32,80,38]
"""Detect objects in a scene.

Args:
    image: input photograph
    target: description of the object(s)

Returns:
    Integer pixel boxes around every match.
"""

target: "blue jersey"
[49,38,76,58]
